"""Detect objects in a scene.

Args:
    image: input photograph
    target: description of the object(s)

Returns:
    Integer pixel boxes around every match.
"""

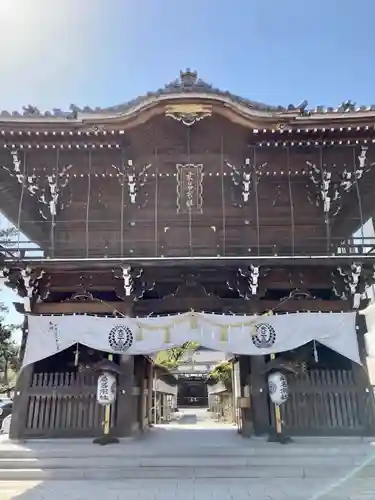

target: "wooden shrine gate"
[276,369,375,437]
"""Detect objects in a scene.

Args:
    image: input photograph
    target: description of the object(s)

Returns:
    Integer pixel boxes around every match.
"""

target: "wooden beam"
[33,298,351,315]
[40,265,334,284]
[135,298,351,314]
[5,255,375,271]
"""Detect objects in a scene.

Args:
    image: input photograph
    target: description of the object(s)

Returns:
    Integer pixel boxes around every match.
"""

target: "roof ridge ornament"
[339,100,356,113]
[180,69,198,87]
[165,68,213,92]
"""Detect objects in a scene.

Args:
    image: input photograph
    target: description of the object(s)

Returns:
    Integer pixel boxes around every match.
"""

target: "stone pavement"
[0,475,374,500]
[0,408,375,499]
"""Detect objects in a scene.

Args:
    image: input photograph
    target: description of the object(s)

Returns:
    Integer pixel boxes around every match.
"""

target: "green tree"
[209,361,233,391]
[156,341,200,370]
[0,302,20,394]
[0,226,19,247]
[0,225,21,393]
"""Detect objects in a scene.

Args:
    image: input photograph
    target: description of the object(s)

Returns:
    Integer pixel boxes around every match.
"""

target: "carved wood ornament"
[113,266,143,300]
[2,150,73,221]
[1,265,50,312]
[226,266,269,299]
[165,104,212,127]
[111,159,152,208]
[306,146,374,219]
[225,157,267,207]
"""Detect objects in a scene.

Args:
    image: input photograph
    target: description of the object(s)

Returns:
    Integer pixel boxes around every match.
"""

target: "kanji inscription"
[176,164,203,214]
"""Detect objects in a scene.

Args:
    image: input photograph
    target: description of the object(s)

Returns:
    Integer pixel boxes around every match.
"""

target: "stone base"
[267,433,293,444]
[93,435,120,446]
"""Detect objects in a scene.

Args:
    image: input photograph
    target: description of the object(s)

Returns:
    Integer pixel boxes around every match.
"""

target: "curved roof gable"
[101,69,283,114]
[0,69,374,124]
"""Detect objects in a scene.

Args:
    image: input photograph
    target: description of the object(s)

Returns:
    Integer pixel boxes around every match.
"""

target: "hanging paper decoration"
[268,372,289,405]
[219,325,228,342]
[74,342,79,366]
[48,320,60,351]
[163,326,172,343]
[313,340,319,363]
[190,313,198,330]
[135,326,143,341]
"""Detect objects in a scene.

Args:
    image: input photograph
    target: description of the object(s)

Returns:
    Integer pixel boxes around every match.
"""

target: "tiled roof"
[1,69,374,121]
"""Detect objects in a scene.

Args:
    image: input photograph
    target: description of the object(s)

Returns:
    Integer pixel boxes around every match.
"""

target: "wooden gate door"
[23,372,112,438]
[276,369,375,436]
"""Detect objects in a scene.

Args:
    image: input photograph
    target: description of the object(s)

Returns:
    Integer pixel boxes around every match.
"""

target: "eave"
[1,65,375,133]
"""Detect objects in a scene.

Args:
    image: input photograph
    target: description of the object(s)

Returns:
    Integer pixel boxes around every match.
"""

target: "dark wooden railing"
[1,237,375,262]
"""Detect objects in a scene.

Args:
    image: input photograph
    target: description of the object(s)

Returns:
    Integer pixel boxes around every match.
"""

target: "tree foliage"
[209,361,233,391]
[0,302,20,392]
[0,226,18,246]
[0,225,21,392]
[156,341,200,370]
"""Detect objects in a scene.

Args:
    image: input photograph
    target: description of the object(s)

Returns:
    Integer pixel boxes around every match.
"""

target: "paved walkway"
[1,474,375,500]
[0,408,375,499]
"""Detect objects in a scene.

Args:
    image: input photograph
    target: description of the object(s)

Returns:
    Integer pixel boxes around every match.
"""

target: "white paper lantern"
[1,414,11,435]
[96,372,117,406]
[268,371,289,405]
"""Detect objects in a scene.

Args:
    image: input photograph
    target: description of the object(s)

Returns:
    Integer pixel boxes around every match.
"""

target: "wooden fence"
[21,369,375,438]
[24,372,110,438]
[275,369,375,436]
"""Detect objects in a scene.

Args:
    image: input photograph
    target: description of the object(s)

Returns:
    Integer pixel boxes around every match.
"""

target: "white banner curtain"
[23,311,360,367]
[360,303,375,356]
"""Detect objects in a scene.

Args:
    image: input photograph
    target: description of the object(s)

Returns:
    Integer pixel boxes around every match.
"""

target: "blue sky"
[1,0,375,111]
[1,0,375,340]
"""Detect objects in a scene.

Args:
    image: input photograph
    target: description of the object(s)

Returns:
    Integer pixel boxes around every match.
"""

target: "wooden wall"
[1,113,374,258]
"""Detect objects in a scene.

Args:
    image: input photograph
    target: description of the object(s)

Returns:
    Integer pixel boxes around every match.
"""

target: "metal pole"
[103,353,113,437]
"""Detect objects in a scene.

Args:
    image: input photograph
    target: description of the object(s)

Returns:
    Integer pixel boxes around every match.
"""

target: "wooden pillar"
[163,394,169,422]
[156,393,161,423]
[113,299,136,436]
[238,356,252,436]
[160,394,165,421]
[250,355,270,435]
[154,392,159,423]
[354,313,375,435]
[147,361,153,425]
[9,363,34,440]
[114,354,135,437]
[232,358,241,427]
[139,357,147,431]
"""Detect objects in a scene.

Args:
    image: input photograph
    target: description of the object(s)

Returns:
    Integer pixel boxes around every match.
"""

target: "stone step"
[0,450,371,462]
[0,440,372,459]
[0,464,367,481]
[0,436,373,481]
[0,453,370,469]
